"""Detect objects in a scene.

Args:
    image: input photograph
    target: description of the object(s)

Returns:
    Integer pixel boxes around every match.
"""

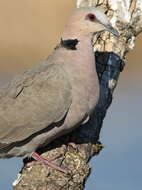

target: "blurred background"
[0,1,141,189]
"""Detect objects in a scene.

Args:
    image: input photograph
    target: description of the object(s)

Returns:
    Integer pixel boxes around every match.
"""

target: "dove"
[0,7,119,172]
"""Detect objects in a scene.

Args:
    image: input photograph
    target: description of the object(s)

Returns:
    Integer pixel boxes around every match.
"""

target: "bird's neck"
[61,34,97,82]
[61,26,96,70]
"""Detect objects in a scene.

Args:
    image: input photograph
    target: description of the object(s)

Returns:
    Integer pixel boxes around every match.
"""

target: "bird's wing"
[0,63,72,143]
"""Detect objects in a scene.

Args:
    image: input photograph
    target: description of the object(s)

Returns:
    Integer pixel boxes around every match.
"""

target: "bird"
[0,7,119,172]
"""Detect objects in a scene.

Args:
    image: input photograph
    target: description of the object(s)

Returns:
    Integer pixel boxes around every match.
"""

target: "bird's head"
[63,7,119,38]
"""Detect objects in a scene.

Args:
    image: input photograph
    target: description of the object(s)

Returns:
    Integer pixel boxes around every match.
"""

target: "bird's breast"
[63,60,99,128]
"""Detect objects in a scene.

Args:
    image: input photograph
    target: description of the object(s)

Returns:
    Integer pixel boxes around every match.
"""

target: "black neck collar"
[60,38,79,50]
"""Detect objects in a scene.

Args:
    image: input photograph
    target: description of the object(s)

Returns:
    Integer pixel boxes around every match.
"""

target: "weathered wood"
[12,0,142,189]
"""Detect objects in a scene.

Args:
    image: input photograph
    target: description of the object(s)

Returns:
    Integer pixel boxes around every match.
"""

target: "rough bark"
[13,0,142,189]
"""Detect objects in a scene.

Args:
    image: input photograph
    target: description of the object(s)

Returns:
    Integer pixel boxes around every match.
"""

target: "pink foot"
[28,152,68,174]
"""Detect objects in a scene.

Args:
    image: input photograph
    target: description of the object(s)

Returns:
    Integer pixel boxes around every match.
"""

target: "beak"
[105,24,119,37]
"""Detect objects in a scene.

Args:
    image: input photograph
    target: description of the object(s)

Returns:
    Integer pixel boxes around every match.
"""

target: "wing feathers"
[0,63,72,143]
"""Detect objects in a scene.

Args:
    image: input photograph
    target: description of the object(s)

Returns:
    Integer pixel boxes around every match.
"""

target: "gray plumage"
[0,7,118,158]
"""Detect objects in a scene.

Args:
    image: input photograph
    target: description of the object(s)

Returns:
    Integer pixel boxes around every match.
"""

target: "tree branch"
[13,0,142,189]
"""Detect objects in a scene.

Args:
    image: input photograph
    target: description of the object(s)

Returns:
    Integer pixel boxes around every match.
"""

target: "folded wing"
[0,63,72,143]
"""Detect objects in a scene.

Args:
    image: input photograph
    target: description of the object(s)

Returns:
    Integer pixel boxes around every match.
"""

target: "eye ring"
[86,13,96,22]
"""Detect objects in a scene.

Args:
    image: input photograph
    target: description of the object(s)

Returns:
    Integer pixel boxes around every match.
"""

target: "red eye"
[86,13,96,22]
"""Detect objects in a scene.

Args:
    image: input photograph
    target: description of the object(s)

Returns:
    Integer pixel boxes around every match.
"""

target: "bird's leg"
[27,152,68,173]
[26,153,61,166]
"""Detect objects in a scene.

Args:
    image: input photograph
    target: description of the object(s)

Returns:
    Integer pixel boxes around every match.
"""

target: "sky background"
[0,1,141,189]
